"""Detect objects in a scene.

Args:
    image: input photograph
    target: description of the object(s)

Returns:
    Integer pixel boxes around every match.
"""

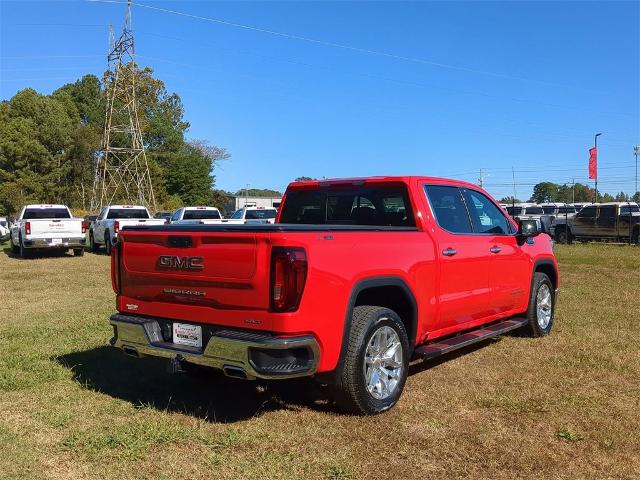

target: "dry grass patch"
[0,242,639,479]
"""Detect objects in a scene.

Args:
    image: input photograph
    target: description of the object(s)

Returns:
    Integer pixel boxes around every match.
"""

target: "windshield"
[183,209,221,220]
[525,207,544,215]
[107,208,149,219]
[621,205,640,215]
[506,207,523,216]
[23,208,70,219]
[245,209,276,220]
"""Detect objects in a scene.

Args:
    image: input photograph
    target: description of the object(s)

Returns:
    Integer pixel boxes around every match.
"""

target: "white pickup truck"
[228,206,278,224]
[9,204,86,257]
[169,206,224,225]
[89,205,165,255]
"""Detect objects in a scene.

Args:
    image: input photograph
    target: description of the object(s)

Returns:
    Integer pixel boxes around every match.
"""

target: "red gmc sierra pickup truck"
[109,176,559,414]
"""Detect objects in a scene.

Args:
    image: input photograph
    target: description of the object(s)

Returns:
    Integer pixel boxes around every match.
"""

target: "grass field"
[0,243,638,479]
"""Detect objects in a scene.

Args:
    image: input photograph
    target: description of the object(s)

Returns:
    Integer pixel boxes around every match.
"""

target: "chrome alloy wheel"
[363,324,404,400]
[536,284,553,329]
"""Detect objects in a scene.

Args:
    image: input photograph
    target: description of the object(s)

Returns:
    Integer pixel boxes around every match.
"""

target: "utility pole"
[572,178,575,204]
[634,145,639,196]
[594,133,600,202]
[91,0,156,211]
[479,168,488,189]
[511,166,517,207]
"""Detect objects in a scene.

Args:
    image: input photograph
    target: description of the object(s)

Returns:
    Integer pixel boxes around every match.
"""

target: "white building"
[233,196,282,211]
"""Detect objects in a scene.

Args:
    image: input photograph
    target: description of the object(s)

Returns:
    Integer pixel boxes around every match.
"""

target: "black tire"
[632,227,640,246]
[10,235,19,254]
[522,272,555,337]
[89,231,98,253]
[104,232,112,256]
[19,235,28,259]
[555,226,572,244]
[331,306,410,415]
[73,248,84,257]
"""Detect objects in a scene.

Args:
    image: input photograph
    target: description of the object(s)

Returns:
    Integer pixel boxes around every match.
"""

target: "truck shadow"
[56,346,338,422]
[2,246,83,260]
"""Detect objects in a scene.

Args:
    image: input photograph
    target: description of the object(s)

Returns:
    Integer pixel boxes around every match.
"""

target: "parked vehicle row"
[551,202,640,244]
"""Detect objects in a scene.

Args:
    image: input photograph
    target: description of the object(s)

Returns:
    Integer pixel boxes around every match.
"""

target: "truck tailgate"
[29,219,82,238]
[119,230,271,314]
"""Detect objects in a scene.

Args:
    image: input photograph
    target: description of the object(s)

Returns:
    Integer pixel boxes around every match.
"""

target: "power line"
[87,0,608,94]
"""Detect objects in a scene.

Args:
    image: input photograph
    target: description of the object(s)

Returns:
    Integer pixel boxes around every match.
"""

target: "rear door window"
[424,185,473,234]
[183,209,221,220]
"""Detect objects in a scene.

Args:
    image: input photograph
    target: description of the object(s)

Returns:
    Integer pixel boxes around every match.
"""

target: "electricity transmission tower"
[91,0,156,211]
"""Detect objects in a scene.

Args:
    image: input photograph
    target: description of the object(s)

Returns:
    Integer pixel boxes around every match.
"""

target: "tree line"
[500,181,640,205]
[0,68,231,215]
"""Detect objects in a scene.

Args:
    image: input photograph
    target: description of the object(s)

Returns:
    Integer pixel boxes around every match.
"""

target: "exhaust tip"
[223,365,247,380]
[122,346,139,358]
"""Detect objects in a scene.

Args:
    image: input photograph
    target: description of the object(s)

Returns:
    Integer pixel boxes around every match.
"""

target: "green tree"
[529,182,560,203]
[499,196,521,204]
[295,176,315,181]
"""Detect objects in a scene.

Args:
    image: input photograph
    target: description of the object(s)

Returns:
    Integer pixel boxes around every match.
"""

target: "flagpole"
[594,133,601,202]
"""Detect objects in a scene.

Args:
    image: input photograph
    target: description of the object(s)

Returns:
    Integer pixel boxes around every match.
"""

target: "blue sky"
[1,0,638,199]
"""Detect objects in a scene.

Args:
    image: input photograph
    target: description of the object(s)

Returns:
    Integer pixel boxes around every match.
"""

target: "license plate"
[51,238,62,245]
[172,322,202,348]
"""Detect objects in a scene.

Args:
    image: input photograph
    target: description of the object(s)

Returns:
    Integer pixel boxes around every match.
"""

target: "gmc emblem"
[157,255,204,271]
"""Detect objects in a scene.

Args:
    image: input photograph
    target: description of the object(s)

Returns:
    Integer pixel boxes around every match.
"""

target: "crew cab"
[552,202,640,244]
[109,177,559,414]
[9,205,85,257]
[169,206,224,225]
[89,205,165,255]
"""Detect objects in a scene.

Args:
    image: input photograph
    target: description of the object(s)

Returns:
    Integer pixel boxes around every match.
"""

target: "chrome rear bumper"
[110,313,320,380]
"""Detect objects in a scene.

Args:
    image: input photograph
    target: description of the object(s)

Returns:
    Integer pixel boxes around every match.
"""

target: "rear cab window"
[183,209,221,220]
[245,209,276,220]
[107,208,150,219]
[279,183,416,226]
[23,208,71,219]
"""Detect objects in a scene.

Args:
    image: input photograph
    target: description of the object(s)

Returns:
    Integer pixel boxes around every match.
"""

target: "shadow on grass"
[2,245,86,260]
[56,346,337,423]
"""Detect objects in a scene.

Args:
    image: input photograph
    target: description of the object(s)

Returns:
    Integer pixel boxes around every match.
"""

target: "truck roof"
[183,206,220,210]
[24,204,69,209]
[107,205,147,209]
[599,202,639,206]
[288,176,487,191]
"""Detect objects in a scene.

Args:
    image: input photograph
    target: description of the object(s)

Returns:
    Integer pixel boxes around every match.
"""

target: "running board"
[413,317,528,360]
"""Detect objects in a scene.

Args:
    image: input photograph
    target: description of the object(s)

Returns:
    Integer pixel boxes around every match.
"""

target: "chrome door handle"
[442,248,457,256]
[490,246,502,254]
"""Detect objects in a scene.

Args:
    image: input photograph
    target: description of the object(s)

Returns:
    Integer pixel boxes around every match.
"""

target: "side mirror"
[518,219,540,240]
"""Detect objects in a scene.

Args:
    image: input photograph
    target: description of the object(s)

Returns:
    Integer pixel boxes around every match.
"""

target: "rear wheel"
[19,235,28,259]
[555,226,572,244]
[331,306,409,415]
[632,227,640,245]
[523,272,555,337]
[10,235,19,254]
[104,232,112,256]
[89,231,98,253]
[73,248,84,257]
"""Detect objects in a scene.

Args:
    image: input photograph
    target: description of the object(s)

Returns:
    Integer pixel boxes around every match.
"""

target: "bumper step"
[414,317,528,360]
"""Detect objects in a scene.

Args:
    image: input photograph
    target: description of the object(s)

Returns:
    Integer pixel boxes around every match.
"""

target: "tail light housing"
[25,221,31,235]
[114,220,120,233]
[270,247,307,312]
[81,221,87,234]
[111,238,122,294]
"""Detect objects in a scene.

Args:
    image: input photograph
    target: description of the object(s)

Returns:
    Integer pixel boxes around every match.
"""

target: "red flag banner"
[589,147,598,180]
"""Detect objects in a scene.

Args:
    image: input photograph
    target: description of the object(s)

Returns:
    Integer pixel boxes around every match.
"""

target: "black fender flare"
[532,258,558,290]
[335,276,418,373]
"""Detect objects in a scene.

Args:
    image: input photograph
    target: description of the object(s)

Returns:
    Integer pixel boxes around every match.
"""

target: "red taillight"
[114,220,120,233]
[82,221,87,234]
[270,247,307,312]
[111,239,122,294]
[25,221,31,235]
